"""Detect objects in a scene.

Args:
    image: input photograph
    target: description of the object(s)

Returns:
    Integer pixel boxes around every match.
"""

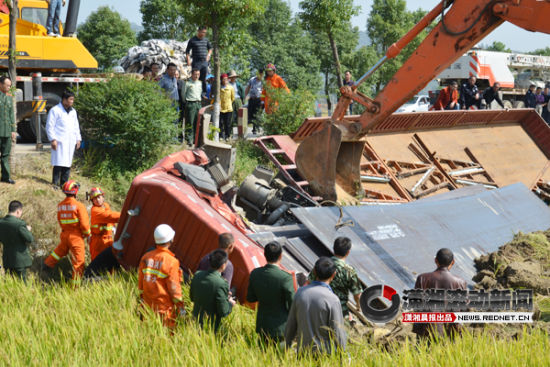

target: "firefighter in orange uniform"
[261,63,290,114]
[138,224,184,328]
[88,187,120,261]
[44,180,90,280]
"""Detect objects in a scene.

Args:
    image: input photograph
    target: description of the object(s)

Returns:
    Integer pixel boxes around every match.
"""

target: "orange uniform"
[44,196,90,279]
[433,86,459,110]
[138,246,183,327]
[262,73,290,114]
[89,202,120,260]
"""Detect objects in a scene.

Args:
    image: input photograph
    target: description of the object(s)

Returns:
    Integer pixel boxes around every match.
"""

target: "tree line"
[77,0,431,110]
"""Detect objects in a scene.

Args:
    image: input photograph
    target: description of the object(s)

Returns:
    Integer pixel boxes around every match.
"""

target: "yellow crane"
[0,0,97,72]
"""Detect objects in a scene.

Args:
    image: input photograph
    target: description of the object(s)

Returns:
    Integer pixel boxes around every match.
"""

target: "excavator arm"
[296,0,550,201]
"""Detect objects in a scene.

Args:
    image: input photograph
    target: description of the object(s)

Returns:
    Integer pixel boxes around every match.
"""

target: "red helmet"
[88,187,104,200]
[62,180,80,195]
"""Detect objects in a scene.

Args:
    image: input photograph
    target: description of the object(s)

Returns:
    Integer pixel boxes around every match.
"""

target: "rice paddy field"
[0,151,548,366]
[0,274,548,367]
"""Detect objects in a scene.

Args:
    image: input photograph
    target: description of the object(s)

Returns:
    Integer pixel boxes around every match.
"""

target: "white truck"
[435,49,550,108]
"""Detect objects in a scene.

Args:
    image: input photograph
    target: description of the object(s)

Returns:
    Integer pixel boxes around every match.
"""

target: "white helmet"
[154,224,175,244]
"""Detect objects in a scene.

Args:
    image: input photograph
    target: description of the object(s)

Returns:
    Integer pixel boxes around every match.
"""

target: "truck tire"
[17,119,35,142]
[18,93,61,143]
[17,118,49,143]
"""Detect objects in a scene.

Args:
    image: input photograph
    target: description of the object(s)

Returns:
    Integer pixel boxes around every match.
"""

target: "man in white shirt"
[46,91,81,187]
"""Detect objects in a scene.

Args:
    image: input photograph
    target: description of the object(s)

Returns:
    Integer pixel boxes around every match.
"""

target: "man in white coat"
[46,91,81,187]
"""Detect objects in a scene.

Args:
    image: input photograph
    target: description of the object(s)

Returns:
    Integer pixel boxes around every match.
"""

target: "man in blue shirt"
[245,70,264,134]
[46,0,65,37]
[524,84,537,108]
[285,257,346,354]
[159,63,180,138]
[159,63,180,103]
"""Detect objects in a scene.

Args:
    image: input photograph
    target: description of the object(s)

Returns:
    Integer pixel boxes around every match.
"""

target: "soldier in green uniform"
[309,237,363,317]
[0,76,16,184]
[190,249,236,331]
[247,241,295,343]
[0,201,34,281]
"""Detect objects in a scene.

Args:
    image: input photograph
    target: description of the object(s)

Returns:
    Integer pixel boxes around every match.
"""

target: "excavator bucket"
[295,123,365,201]
[295,123,341,201]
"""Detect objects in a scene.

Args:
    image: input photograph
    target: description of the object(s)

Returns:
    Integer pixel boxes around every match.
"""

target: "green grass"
[233,139,275,185]
[0,273,548,366]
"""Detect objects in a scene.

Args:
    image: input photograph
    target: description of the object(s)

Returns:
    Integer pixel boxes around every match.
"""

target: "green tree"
[310,24,359,113]
[258,87,316,135]
[485,41,511,53]
[342,45,379,114]
[248,0,322,91]
[299,0,359,88]
[77,7,137,70]
[75,77,178,174]
[218,29,256,82]
[138,0,194,42]
[366,0,427,92]
[178,0,266,139]
[528,47,550,56]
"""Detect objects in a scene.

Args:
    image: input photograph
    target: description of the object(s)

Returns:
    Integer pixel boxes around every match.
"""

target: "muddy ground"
[473,231,550,295]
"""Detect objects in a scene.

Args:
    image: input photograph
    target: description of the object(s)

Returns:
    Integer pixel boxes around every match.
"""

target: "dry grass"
[0,152,126,268]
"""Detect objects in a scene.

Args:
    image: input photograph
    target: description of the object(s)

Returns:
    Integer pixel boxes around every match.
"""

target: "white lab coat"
[46,103,81,167]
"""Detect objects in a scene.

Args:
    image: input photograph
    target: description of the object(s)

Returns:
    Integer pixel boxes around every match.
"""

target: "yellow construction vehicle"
[0,0,97,71]
[0,0,100,142]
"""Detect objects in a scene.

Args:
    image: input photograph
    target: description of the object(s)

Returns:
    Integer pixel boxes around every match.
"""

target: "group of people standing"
[133,229,467,353]
[434,76,550,125]
[434,76,507,111]
[0,183,119,282]
[0,75,81,188]
[138,231,361,353]
[149,26,290,144]
[523,83,550,123]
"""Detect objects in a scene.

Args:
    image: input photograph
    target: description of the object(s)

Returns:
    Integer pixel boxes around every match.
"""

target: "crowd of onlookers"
[136,224,466,354]
[434,76,550,124]
[142,26,290,144]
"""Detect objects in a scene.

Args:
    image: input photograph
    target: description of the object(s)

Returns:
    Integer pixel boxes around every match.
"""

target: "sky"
[74,0,549,53]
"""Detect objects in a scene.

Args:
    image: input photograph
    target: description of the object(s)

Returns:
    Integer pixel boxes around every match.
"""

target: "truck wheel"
[29,116,50,143]
[513,101,525,109]
[16,119,35,142]
[19,93,61,143]
[17,118,49,143]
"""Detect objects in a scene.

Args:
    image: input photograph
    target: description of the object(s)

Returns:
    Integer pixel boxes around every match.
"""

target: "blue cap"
[206,74,214,79]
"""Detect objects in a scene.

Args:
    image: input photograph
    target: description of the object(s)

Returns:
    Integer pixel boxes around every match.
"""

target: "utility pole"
[7,0,18,172]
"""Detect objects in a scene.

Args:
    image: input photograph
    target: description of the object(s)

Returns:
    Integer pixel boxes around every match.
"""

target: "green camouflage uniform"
[0,91,15,181]
[308,256,363,315]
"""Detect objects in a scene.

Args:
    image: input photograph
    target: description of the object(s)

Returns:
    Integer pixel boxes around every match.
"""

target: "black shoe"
[2,178,15,184]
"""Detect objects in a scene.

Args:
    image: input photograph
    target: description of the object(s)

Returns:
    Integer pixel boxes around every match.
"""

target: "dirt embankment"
[473,231,550,295]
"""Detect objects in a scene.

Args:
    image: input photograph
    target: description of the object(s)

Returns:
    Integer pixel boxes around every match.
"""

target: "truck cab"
[18,0,61,34]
